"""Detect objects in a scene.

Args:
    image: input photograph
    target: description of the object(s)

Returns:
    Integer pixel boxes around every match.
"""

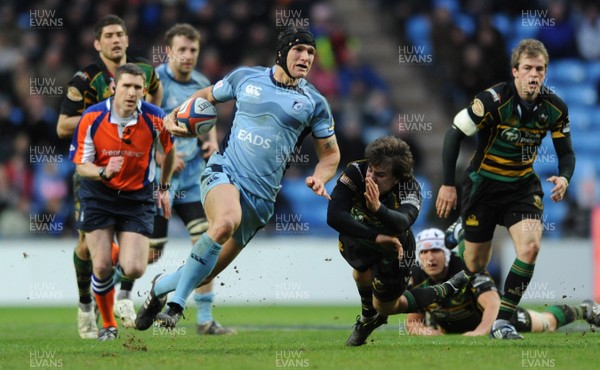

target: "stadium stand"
[0,0,597,238]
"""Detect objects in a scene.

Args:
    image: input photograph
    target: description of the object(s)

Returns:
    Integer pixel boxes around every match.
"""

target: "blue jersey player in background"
[135,27,341,330]
[146,24,236,335]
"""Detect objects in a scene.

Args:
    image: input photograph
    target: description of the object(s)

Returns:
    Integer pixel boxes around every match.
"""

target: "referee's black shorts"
[76,179,155,236]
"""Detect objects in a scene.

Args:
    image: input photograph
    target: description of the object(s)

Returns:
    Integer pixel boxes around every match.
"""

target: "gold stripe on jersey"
[484,153,534,166]
[551,129,567,139]
[497,124,547,135]
[479,163,533,179]
[485,153,518,165]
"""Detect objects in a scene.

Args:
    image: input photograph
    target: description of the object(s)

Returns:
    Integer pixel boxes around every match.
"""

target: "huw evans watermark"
[275,9,309,28]
[275,213,310,234]
[30,349,63,367]
[30,146,63,164]
[275,350,309,368]
[521,349,555,368]
[29,9,63,29]
[398,113,433,133]
[521,10,555,28]
[398,45,432,66]
[30,78,63,98]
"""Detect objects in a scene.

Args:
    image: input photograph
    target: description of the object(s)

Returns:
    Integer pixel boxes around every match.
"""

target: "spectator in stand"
[362,90,395,144]
[475,17,509,83]
[576,2,600,60]
[535,0,578,59]
[337,48,388,98]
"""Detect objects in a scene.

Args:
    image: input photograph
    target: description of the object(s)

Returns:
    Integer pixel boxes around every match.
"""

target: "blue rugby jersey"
[211,65,335,201]
[156,63,211,163]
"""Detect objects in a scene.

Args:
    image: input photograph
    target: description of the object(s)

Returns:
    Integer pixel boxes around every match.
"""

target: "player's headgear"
[416,228,451,267]
[275,27,316,79]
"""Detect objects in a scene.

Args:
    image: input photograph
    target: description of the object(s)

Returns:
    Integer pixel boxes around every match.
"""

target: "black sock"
[357,287,377,318]
[73,251,92,304]
[498,258,535,321]
[167,302,184,313]
[404,287,436,311]
[118,279,135,300]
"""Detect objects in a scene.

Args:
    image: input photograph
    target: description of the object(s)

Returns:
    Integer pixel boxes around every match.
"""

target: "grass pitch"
[0,305,597,370]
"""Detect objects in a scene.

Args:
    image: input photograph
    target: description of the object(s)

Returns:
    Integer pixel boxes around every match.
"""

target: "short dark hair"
[114,63,145,84]
[165,23,201,47]
[94,14,127,40]
[365,136,414,180]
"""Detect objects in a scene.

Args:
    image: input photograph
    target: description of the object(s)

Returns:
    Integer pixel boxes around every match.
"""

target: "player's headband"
[416,228,451,267]
[276,27,316,79]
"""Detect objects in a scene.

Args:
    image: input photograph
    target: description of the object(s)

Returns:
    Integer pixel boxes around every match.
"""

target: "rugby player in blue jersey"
[146,23,235,335]
[136,27,341,330]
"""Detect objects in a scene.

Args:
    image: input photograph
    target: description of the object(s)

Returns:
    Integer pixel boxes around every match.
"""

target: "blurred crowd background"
[0,0,598,239]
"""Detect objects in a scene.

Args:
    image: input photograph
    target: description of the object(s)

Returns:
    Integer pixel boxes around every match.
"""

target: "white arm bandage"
[453,108,478,137]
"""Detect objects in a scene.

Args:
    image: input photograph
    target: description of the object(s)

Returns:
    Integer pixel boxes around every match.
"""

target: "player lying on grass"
[406,224,600,336]
[327,136,470,346]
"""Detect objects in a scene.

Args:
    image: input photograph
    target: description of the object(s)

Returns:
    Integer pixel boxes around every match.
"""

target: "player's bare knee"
[518,240,540,263]
[123,263,146,279]
[93,262,113,279]
[75,237,90,258]
[209,219,236,244]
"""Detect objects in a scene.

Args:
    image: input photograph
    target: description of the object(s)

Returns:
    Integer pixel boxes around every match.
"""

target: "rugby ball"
[176,97,217,136]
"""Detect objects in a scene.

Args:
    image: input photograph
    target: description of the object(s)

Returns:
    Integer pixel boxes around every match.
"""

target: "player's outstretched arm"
[464,290,500,336]
[306,135,340,200]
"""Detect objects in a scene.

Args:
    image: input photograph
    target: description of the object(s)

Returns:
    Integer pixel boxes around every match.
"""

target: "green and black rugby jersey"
[60,56,160,117]
[331,159,422,243]
[410,254,497,333]
[465,81,570,182]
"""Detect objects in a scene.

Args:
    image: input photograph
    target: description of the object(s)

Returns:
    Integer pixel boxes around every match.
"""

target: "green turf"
[0,306,597,370]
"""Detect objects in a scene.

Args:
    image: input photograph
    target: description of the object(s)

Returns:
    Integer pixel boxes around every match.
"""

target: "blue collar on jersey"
[269,66,303,92]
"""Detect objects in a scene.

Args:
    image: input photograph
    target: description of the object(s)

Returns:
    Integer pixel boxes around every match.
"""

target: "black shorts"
[461,172,544,243]
[76,179,155,236]
[339,233,415,302]
[151,201,206,240]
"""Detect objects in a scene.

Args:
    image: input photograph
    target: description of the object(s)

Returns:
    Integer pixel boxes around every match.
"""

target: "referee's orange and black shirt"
[69,98,173,191]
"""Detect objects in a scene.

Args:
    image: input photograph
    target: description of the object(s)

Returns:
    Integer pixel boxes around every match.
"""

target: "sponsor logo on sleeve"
[340,173,356,191]
[67,86,83,101]
[471,98,485,117]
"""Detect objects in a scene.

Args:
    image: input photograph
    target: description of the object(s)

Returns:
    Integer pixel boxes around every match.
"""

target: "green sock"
[545,305,578,328]
[73,252,92,304]
[498,258,534,321]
